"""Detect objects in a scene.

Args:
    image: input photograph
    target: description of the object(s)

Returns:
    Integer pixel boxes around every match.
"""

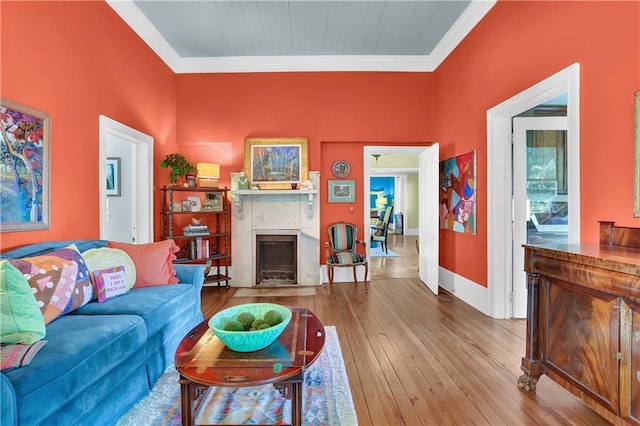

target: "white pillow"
[82,248,136,291]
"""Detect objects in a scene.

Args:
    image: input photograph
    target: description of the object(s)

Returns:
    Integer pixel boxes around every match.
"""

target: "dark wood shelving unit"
[161,186,231,287]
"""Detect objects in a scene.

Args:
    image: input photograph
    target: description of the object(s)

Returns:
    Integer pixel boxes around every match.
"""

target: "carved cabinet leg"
[519,271,544,392]
[517,373,540,393]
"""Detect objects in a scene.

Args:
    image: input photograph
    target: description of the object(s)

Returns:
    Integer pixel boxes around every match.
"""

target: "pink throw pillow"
[93,266,127,302]
[107,240,179,288]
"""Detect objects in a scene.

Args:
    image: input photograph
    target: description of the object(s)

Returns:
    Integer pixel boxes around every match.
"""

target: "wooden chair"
[325,222,368,288]
[370,206,393,254]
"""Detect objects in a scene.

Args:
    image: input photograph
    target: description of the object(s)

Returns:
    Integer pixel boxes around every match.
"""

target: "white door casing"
[512,117,568,318]
[99,116,154,244]
[487,63,580,319]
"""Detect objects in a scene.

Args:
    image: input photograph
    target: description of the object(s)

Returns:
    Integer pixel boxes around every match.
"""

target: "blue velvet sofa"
[0,240,205,425]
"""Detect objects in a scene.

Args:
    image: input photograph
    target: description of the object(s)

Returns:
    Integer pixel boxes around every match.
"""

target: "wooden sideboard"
[519,221,640,424]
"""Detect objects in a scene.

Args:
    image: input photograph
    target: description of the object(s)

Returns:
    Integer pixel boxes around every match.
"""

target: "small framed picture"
[205,192,223,212]
[182,200,192,212]
[186,174,197,188]
[187,196,201,212]
[171,201,182,212]
[328,179,355,203]
[106,157,121,197]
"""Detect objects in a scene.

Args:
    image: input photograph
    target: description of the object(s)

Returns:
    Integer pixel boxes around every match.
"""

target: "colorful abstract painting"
[0,99,50,231]
[439,150,476,234]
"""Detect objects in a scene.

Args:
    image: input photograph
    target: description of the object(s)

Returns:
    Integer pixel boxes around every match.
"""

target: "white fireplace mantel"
[231,189,318,219]
[230,189,320,287]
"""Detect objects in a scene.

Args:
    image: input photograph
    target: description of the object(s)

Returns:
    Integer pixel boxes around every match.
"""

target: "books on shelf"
[183,225,209,236]
[190,237,210,259]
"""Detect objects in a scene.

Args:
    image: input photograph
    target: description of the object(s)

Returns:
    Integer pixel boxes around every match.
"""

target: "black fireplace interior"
[256,235,297,286]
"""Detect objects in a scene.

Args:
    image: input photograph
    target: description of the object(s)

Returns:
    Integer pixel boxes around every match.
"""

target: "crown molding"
[107,0,495,74]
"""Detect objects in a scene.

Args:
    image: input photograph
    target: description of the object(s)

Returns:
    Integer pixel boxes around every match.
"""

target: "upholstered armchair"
[370,206,393,254]
[325,222,368,288]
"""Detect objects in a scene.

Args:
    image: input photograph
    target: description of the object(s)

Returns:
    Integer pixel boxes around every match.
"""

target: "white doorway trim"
[99,116,154,243]
[486,63,580,319]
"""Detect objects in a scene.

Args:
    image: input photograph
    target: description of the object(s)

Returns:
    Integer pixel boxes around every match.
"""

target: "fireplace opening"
[256,235,297,286]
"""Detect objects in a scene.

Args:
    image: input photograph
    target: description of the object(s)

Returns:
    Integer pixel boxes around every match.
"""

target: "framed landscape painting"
[0,98,50,232]
[244,137,308,189]
[328,180,355,203]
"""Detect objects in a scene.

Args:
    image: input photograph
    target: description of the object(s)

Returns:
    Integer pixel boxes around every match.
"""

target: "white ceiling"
[107,0,495,73]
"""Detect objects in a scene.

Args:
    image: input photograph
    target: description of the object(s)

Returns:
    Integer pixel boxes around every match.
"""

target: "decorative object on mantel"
[299,180,313,190]
[160,153,196,186]
[244,137,308,190]
[332,160,350,179]
[634,90,639,217]
[197,163,220,188]
[237,170,249,189]
[0,98,50,232]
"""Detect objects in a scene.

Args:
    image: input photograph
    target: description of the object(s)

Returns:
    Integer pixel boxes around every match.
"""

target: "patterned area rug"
[370,246,400,258]
[117,326,357,425]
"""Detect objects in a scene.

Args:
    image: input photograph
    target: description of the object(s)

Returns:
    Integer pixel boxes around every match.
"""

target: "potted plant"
[160,153,196,186]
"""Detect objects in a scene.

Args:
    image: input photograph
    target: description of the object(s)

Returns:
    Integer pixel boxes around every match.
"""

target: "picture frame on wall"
[328,179,355,203]
[244,137,308,189]
[0,98,51,232]
[106,157,121,197]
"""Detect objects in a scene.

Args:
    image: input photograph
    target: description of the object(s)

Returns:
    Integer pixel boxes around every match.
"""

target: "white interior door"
[99,116,153,244]
[418,143,439,295]
[512,117,568,317]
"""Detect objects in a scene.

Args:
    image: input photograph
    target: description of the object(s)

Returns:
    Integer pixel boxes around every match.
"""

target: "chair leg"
[352,266,358,285]
[363,263,369,292]
[328,265,334,285]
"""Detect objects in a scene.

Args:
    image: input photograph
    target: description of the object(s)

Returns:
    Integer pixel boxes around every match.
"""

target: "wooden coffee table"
[175,307,325,426]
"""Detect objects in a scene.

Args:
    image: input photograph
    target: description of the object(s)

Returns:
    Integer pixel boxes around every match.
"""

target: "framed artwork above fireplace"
[244,137,308,189]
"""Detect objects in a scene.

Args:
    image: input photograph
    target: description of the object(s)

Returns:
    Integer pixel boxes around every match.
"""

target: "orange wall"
[2,1,638,292]
[0,1,177,250]
[434,0,640,287]
[175,73,435,249]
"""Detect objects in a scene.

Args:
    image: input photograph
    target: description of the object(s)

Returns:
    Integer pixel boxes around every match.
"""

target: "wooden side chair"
[326,222,368,289]
[370,206,393,254]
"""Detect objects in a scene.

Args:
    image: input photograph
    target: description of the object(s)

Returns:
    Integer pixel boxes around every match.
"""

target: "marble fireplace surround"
[231,189,320,287]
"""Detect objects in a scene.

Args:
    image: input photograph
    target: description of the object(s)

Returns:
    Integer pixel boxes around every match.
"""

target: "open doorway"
[99,116,154,244]
[487,63,580,319]
[364,144,440,295]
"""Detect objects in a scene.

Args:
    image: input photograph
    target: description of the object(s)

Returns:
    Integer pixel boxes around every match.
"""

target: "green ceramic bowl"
[208,303,292,352]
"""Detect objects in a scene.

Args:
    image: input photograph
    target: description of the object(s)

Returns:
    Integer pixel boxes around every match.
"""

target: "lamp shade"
[197,163,220,187]
[197,163,220,178]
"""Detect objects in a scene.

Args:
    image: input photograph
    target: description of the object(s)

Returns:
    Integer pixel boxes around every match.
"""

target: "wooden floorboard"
[200,233,612,425]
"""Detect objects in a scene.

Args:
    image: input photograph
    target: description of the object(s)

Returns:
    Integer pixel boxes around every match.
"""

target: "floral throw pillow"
[8,246,93,324]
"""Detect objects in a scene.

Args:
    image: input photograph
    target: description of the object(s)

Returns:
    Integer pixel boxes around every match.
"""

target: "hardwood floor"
[201,233,611,425]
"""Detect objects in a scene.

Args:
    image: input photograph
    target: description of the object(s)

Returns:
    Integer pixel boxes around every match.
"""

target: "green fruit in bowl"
[250,319,267,330]
[264,310,283,326]
[237,312,256,330]
[257,323,271,330]
[222,320,244,331]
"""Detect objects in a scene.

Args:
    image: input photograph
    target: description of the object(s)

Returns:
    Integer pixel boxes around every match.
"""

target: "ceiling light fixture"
[371,154,382,162]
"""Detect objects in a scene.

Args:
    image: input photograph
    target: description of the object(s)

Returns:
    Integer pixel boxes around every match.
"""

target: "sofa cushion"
[93,266,127,303]
[108,240,179,288]
[71,284,197,337]
[1,314,147,426]
[82,247,136,292]
[8,246,93,324]
[0,261,46,345]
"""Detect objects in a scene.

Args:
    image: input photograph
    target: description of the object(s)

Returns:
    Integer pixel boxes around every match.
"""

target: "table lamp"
[197,163,220,188]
